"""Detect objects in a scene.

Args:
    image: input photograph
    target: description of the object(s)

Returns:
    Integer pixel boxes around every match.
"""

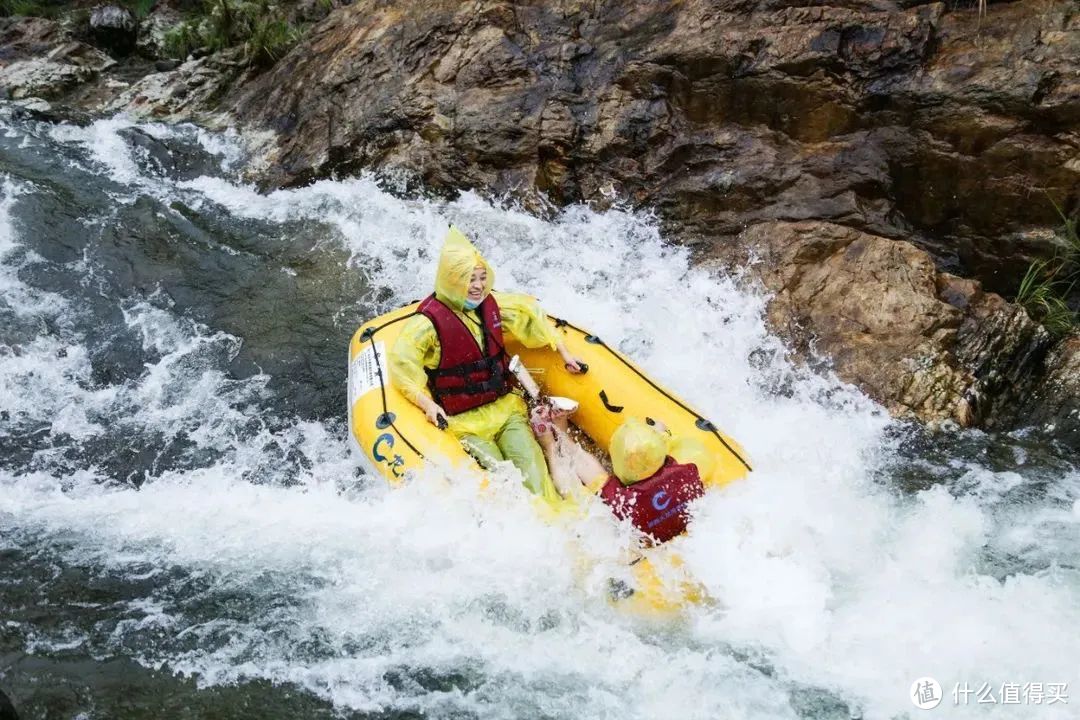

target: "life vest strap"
[431,374,510,400]
[427,352,504,379]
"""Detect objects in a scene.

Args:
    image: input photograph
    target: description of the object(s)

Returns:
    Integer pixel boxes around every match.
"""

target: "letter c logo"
[652,490,671,511]
[372,433,395,462]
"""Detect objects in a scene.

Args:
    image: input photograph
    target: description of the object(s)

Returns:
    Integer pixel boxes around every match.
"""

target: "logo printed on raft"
[651,490,672,511]
[372,432,406,477]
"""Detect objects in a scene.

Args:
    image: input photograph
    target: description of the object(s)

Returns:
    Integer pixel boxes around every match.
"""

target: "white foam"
[48,116,145,186]
[1,119,1078,720]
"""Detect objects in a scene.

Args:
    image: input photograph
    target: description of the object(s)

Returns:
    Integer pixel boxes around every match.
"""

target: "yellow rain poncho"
[388,226,563,504]
[610,418,668,484]
[610,417,718,486]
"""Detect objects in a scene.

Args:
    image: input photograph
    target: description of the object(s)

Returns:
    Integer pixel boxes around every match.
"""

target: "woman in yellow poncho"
[388,226,585,504]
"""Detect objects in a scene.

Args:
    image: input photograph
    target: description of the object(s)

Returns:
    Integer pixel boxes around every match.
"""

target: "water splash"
[0,113,1077,720]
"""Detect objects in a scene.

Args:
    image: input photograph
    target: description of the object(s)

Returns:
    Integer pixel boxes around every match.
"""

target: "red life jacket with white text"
[599,457,704,543]
[417,293,512,416]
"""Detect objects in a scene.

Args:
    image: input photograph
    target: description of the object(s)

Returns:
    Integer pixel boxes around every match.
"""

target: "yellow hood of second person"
[434,226,494,311]
[610,417,668,485]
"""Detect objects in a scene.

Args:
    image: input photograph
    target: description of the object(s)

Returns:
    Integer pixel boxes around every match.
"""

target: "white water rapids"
[0,113,1078,720]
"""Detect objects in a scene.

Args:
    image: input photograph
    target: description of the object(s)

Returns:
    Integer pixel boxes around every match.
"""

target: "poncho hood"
[433,226,494,312]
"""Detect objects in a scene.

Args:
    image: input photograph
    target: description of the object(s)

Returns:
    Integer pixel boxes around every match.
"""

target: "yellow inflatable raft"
[348,302,752,613]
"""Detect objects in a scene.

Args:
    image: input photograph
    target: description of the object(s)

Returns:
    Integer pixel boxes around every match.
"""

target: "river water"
[0,107,1077,720]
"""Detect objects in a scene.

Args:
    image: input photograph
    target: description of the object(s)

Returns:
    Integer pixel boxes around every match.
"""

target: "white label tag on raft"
[349,341,385,403]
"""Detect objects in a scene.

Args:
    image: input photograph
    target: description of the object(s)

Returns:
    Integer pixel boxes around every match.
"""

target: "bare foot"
[546,403,572,433]
[529,405,554,441]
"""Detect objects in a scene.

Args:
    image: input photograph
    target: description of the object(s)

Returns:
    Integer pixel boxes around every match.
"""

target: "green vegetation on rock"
[1015,201,1080,336]
[128,0,156,18]
[162,20,202,59]
[161,0,302,67]
[0,0,63,17]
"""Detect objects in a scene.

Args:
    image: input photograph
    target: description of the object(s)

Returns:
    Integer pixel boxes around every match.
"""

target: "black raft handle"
[599,390,623,413]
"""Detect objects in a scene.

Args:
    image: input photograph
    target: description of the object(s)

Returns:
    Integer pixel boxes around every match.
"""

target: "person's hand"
[555,341,587,374]
[562,353,585,374]
[426,404,449,429]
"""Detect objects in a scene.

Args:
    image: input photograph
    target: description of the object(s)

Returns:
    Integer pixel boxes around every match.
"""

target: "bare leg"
[529,406,577,497]
[537,431,580,497]
[549,410,608,489]
[567,434,607,486]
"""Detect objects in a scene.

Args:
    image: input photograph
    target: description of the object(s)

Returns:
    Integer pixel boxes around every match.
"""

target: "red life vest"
[599,457,705,543]
[417,293,513,416]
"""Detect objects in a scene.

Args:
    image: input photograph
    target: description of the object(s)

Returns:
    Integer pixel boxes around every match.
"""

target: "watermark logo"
[911,677,943,710]
[910,679,1068,709]
[954,682,1069,706]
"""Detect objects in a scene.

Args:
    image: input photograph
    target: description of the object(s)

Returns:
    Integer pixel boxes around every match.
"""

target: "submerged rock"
[0,687,17,720]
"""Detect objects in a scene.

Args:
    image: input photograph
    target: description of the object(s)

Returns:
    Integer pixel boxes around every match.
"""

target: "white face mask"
[463,298,480,310]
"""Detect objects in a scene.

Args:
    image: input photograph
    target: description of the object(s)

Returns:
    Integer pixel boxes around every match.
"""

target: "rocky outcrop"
[0,15,246,125]
[0,18,114,100]
[1019,337,1080,444]
[105,49,249,121]
[88,5,138,57]
[211,0,1079,434]
[226,0,1079,295]
[728,220,1059,428]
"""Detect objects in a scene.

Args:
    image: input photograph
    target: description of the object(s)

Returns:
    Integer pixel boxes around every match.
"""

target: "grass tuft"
[0,0,59,18]
[159,0,303,68]
[126,0,157,18]
[1015,260,1076,336]
[162,20,202,60]
[244,15,301,67]
[1014,198,1080,336]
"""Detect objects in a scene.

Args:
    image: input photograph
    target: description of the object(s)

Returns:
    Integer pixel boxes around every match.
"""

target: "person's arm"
[555,340,584,373]
[494,291,586,373]
[388,316,449,427]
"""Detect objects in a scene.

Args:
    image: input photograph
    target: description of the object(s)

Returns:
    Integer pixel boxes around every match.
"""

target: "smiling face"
[433,227,495,310]
[466,265,487,304]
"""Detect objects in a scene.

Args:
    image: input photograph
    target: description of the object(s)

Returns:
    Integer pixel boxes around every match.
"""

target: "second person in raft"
[388,226,585,504]
[533,411,713,544]
[599,418,713,544]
